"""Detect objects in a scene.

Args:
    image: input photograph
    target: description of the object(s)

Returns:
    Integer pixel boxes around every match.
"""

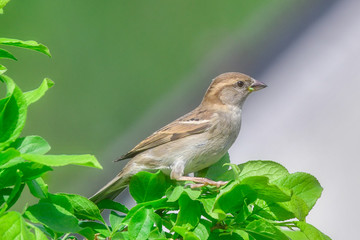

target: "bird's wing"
[116,109,213,161]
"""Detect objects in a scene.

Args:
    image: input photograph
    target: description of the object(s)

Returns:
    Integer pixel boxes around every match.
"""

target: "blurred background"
[1,0,359,238]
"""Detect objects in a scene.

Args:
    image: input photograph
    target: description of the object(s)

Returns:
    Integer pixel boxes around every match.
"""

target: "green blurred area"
[0,0,319,200]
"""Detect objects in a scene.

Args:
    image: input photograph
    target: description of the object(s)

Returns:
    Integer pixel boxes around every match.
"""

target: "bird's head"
[202,72,267,107]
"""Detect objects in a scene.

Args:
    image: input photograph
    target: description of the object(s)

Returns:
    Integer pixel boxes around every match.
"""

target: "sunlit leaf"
[21,153,102,169]
[175,194,201,229]
[296,222,331,240]
[10,135,51,154]
[0,0,10,11]
[275,172,323,211]
[23,78,54,106]
[55,193,104,222]
[128,206,155,240]
[241,176,291,202]
[238,160,289,182]
[0,38,51,57]
[245,219,288,240]
[0,211,34,240]
[0,64,6,75]
[0,148,20,166]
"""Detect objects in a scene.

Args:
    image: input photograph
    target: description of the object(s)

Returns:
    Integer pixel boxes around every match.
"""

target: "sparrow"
[90,72,266,203]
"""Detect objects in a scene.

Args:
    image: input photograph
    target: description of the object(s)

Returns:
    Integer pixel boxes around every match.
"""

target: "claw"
[177,176,228,188]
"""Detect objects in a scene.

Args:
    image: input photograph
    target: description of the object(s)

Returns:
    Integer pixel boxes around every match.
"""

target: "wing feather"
[116,108,213,161]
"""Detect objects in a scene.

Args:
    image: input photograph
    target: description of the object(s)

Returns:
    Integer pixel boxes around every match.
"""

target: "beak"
[248,79,267,92]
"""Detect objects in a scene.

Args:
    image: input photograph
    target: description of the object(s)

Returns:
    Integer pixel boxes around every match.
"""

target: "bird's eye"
[237,81,244,88]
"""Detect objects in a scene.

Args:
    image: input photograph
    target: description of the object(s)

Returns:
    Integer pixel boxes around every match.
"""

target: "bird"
[90,72,266,203]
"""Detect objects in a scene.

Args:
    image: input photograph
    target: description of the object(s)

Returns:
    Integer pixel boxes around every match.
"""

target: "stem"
[61,233,70,240]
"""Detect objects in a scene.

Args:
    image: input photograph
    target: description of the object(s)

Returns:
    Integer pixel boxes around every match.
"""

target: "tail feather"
[89,173,130,204]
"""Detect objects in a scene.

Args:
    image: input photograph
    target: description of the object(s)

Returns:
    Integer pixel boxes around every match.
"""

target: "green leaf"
[0,75,27,151]
[0,148,20,166]
[110,211,126,233]
[0,48,17,60]
[238,160,289,182]
[288,194,310,221]
[0,188,11,207]
[112,231,130,239]
[233,230,250,240]
[0,162,52,189]
[212,182,257,220]
[33,226,49,240]
[196,153,230,181]
[192,220,211,240]
[0,168,18,189]
[166,185,201,202]
[245,219,288,240]
[254,191,309,221]
[79,221,110,238]
[0,64,6,75]
[77,227,96,240]
[296,221,332,240]
[241,176,291,202]
[282,230,309,240]
[19,162,52,181]
[128,206,155,240]
[175,194,201,229]
[44,193,73,213]
[209,230,245,240]
[23,78,54,106]
[24,202,80,233]
[55,193,104,222]
[275,172,323,211]
[123,198,173,224]
[0,38,51,57]
[0,157,24,169]
[27,177,48,199]
[3,169,24,211]
[199,196,217,220]
[0,0,10,10]
[10,135,51,154]
[96,199,129,213]
[21,153,102,169]
[129,171,170,203]
[253,199,294,221]
[234,200,252,223]
[148,228,167,240]
[0,211,34,240]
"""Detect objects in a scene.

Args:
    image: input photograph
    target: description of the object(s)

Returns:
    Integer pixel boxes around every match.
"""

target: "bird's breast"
[184,108,242,173]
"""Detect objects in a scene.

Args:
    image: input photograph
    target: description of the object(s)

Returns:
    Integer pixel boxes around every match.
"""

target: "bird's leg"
[170,161,228,188]
[176,176,228,188]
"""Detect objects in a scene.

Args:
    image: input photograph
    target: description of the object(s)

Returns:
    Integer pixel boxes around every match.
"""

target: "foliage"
[1,2,103,239]
[84,155,330,240]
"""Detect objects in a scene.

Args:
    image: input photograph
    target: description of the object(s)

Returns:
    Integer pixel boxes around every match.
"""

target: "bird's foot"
[177,176,228,188]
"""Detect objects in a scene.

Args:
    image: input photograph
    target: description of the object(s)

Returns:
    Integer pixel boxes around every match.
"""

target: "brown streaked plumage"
[90,72,266,203]
[117,109,213,160]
